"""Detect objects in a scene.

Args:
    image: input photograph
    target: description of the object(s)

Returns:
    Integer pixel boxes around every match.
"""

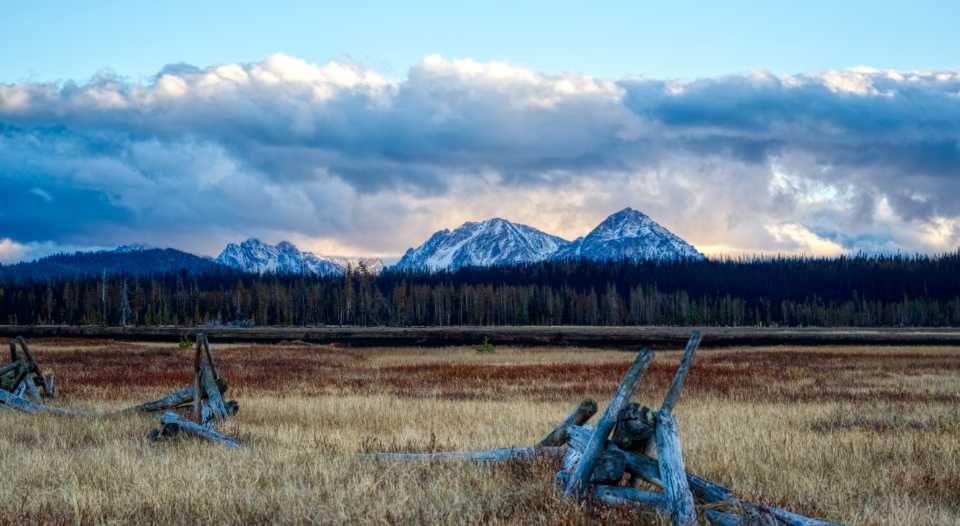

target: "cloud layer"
[1,54,959,263]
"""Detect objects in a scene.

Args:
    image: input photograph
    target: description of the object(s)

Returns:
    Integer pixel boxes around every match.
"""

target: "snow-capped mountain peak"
[393,217,571,272]
[557,207,704,261]
[216,239,383,276]
[394,208,704,272]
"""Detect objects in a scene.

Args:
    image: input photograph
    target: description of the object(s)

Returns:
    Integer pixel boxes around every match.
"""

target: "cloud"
[0,54,958,262]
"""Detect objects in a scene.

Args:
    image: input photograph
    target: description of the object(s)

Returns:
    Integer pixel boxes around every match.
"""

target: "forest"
[2,253,959,327]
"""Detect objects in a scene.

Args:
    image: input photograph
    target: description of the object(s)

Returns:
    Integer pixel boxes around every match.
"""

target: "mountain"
[392,208,704,272]
[555,207,704,261]
[0,246,220,282]
[392,218,571,272]
[322,256,385,275]
[215,239,383,276]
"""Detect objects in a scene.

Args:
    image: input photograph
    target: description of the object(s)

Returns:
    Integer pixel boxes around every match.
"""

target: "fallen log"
[763,505,843,526]
[538,399,598,447]
[561,446,627,484]
[565,349,654,496]
[567,425,841,526]
[20,375,41,401]
[117,378,228,415]
[149,411,242,449]
[363,446,562,464]
[704,510,748,526]
[656,409,696,526]
[594,485,666,513]
[0,360,19,377]
[0,388,98,417]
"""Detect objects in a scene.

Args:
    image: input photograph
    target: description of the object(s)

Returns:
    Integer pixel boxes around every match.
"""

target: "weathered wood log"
[557,442,625,484]
[117,378,228,415]
[661,331,702,413]
[0,360,25,392]
[42,374,55,398]
[564,349,654,496]
[641,331,702,457]
[152,411,242,449]
[192,336,203,419]
[704,510,745,526]
[9,337,54,398]
[0,388,98,416]
[612,402,656,451]
[655,410,696,526]
[201,363,229,421]
[561,446,581,473]
[763,505,843,526]
[593,485,667,512]
[538,399,598,447]
[363,446,562,464]
[8,365,29,394]
[590,450,628,484]
[200,334,219,380]
[569,426,838,526]
[0,361,20,377]
[20,375,41,401]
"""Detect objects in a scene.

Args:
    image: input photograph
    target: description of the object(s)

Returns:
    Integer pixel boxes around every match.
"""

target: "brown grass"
[1,340,959,525]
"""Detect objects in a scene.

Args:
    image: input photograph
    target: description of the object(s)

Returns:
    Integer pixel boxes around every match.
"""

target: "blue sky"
[4,1,958,82]
[1,2,959,263]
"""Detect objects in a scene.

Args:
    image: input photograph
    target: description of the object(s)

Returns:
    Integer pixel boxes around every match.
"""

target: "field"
[1,340,958,525]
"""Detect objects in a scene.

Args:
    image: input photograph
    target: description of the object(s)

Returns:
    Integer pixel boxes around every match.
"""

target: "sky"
[1,1,959,263]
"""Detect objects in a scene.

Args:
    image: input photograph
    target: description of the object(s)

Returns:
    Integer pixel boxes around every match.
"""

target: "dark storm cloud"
[0,55,958,261]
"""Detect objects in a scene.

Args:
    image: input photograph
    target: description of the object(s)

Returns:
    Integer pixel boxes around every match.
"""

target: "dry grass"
[1,340,959,525]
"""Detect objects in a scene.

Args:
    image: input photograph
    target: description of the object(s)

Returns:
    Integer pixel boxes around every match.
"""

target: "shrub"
[474,337,496,354]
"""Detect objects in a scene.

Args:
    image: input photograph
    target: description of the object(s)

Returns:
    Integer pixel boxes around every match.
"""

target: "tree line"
[2,253,960,327]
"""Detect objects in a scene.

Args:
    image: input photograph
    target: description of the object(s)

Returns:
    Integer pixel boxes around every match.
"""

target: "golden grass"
[1,341,958,525]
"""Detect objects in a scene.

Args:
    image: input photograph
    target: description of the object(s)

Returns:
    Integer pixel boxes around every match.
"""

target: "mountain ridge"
[0,246,220,282]
[392,218,570,272]
[1,208,702,280]
[391,207,703,272]
[216,238,384,276]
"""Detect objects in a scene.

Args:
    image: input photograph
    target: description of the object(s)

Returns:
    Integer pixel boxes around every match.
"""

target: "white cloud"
[765,223,846,256]
[1,55,959,262]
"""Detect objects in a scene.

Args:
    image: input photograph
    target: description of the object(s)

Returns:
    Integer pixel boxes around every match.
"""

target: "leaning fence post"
[192,333,203,421]
[644,331,701,456]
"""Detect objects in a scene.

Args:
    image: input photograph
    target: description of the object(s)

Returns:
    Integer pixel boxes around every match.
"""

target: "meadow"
[1,339,958,525]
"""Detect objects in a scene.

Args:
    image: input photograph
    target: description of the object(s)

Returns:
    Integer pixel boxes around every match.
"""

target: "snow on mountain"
[555,207,704,261]
[215,239,383,276]
[392,218,571,272]
[393,208,704,272]
[322,256,385,274]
